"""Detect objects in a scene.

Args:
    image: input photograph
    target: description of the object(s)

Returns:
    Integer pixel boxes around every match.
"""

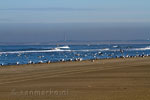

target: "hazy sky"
[0,0,150,23]
[0,0,150,42]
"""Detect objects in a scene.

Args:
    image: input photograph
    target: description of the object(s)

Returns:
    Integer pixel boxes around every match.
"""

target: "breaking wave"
[128,46,150,51]
[0,48,110,54]
[1,45,150,54]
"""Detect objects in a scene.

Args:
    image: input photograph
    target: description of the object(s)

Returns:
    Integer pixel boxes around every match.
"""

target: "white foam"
[0,48,110,54]
[0,49,71,54]
[130,46,150,51]
[72,48,110,52]
[56,46,70,49]
[113,45,118,48]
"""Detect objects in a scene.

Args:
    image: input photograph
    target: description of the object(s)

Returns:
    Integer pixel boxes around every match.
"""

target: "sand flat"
[0,57,150,100]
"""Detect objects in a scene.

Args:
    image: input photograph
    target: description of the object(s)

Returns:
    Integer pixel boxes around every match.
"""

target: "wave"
[0,48,110,54]
[113,45,119,48]
[56,46,70,49]
[73,48,110,52]
[1,45,149,54]
[128,46,150,51]
[0,49,70,54]
[109,46,150,51]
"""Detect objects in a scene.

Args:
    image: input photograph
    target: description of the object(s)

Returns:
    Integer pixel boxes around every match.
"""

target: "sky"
[0,0,150,42]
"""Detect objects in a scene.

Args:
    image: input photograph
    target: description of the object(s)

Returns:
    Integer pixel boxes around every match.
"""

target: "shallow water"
[0,44,150,65]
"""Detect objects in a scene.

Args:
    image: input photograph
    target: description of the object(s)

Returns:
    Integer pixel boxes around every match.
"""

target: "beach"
[0,57,150,100]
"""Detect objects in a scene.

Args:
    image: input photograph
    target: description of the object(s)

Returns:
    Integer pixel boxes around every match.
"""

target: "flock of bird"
[0,50,150,66]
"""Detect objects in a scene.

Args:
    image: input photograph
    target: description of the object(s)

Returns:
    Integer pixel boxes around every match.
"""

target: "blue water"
[0,44,150,65]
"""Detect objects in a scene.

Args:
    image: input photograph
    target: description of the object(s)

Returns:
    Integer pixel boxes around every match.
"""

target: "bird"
[16,62,20,65]
[78,58,83,61]
[75,58,78,61]
[60,59,65,62]
[47,60,51,64]
[28,61,33,64]
[91,60,95,62]
[0,63,4,66]
[17,54,21,57]
[68,59,73,61]
[38,60,43,64]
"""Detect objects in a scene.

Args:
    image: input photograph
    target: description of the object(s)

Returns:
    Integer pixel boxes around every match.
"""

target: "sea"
[0,44,150,66]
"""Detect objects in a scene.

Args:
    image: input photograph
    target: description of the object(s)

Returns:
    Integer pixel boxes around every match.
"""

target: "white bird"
[75,58,78,61]
[0,63,4,66]
[75,54,80,56]
[16,62,20,65]
[91,60,95,62]
[78,58,83,61]
[47,60,51,64]
[60,59,65,62]
[69,59,73,61]
[17,54,21,57]
[38,60,43,64]
[126,55,129,58]
[28,61,33,64]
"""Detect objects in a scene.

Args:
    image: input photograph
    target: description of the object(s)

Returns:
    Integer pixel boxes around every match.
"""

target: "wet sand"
[0,57,150,100]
